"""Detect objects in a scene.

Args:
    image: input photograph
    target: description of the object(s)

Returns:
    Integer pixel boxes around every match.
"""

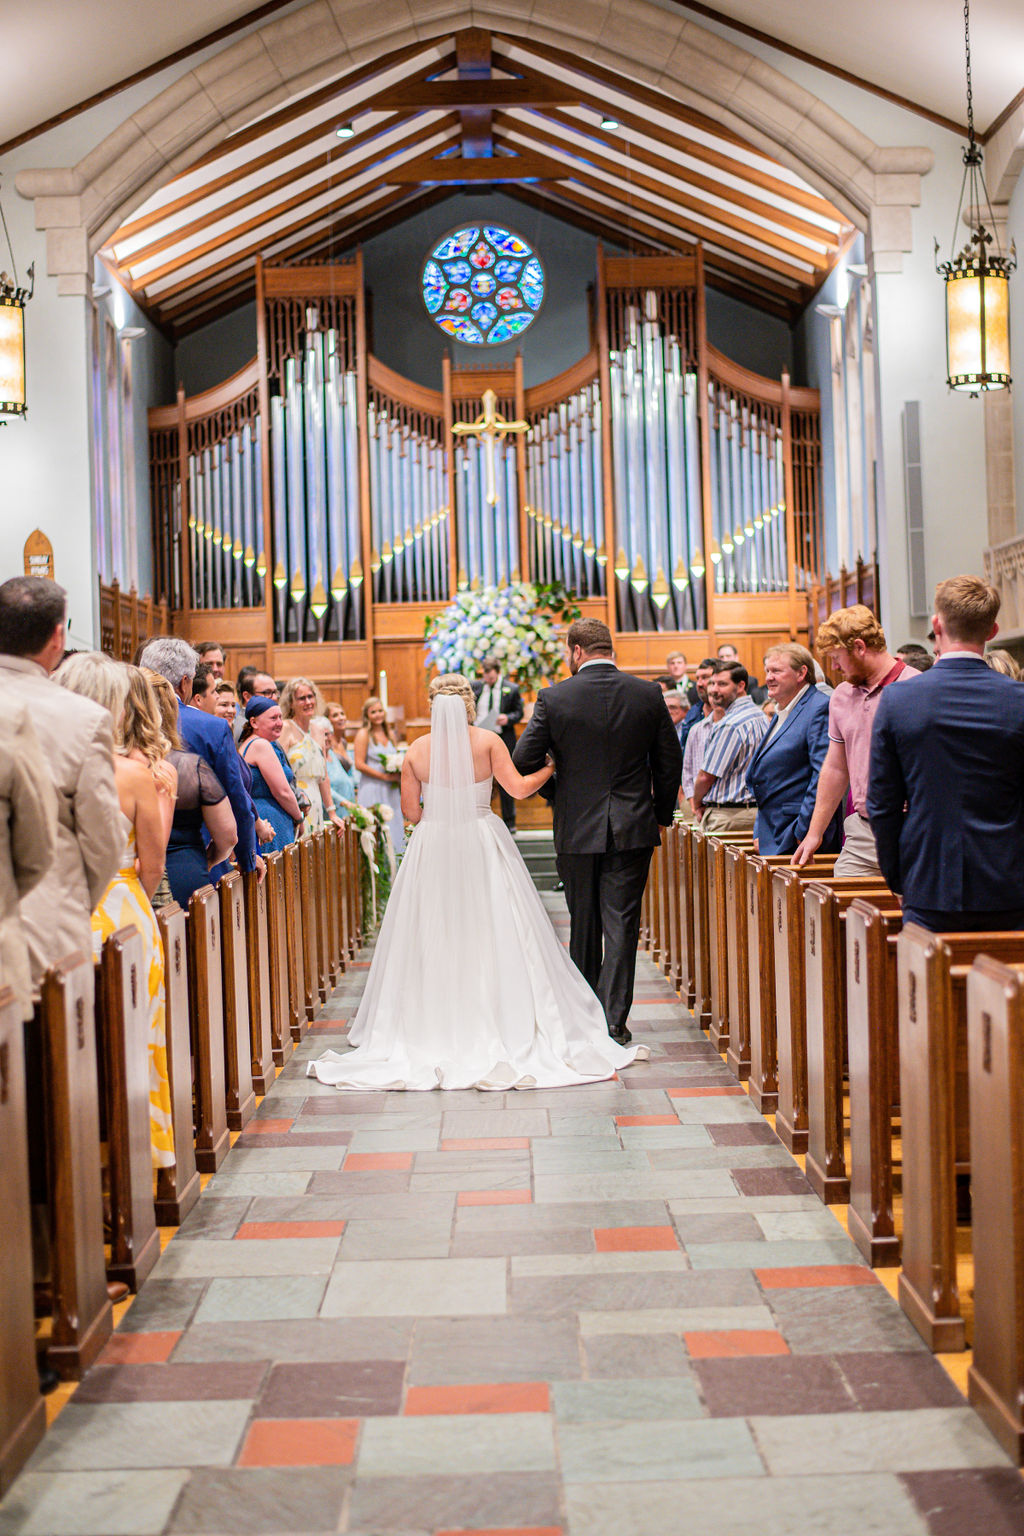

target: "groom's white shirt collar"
[578,659,617,671]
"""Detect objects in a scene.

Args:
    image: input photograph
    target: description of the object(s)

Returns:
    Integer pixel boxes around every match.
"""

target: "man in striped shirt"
[692,662,769,834]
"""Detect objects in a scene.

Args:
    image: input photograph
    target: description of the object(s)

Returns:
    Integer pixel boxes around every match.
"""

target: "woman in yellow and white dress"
[279,676,346,838]
[55,655,176,1170]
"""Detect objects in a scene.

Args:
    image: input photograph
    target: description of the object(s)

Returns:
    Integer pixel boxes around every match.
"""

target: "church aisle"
[2,897,1022,1536]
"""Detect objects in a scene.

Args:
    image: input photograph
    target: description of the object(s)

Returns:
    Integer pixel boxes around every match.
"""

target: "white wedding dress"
[308,695,648,1091]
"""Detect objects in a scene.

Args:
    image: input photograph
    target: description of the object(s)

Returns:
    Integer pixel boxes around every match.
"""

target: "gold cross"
[452,388,528,506]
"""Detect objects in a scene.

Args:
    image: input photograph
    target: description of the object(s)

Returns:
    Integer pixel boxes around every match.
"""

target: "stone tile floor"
[3,894,1023,1536]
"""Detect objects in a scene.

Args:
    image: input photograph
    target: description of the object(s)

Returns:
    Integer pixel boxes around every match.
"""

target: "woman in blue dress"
[238,697,303,853]
[324,701,359,815]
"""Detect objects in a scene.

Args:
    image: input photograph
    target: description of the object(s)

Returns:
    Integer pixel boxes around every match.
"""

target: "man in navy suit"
[868,575,1024,931]
[746,643,842,856]
[140,637,263,883]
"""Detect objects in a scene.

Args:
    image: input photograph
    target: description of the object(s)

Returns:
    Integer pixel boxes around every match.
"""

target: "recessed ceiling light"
[335,121,355,139]
[600,114,620,131]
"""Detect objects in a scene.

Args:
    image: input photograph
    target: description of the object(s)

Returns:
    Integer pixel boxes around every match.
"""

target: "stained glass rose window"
[422,225,545,346]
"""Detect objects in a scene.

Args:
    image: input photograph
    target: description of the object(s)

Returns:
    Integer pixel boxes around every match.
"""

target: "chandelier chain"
[963,0,975,146]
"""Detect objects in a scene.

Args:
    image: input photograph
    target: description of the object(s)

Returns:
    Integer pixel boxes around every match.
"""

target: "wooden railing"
[806,554,879,645]
[98,579,171,662]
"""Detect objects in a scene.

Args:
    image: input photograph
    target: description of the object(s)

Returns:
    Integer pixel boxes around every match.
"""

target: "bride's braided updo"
[428,673,476,723]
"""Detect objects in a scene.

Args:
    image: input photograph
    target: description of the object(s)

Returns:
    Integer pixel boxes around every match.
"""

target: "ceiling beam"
[491,131,816,283]
[369,76,582,111]
[491,34,751,151]
[116,111,422,266]
[456,27,493,160]
[526,106,839,245]
[490,49,840,218]
[530,177,803,302]
[501,115,832,267]
[279,186,456,267]
[504,183,666,256]
[131,118,459,291]
[386,149,567,183]
[184,37,453,174]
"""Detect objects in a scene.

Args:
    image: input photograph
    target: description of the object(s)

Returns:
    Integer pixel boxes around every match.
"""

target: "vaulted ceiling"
[101,28,850,336]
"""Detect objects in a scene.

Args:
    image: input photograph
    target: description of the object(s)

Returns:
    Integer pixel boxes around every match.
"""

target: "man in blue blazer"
[140,637,262,881]
[868,575,1024,932]
[746,642,842,856]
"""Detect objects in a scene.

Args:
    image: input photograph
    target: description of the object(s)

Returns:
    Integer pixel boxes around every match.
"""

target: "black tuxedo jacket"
[868,655,1024,911]
[512,663,683,855]
[471,678,524,753]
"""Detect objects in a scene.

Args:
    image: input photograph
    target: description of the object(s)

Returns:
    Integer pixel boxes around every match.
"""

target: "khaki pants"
[702,805,757,836]
[835,812,882,879]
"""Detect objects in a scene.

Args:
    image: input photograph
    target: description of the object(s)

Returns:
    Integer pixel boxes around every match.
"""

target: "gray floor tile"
[564,1473,931,1536]
[407,1316,582,1384]
[754,1408,1013,1474]
[25,1402,251,1471]
[167,1467,350,1533]
[171,1317,413,1364]
[322,1257,507,1317]
[552,1377,702,1421]
[767,1287,930,1353]
[685,1238,864,1270]
[0,1469,189,1535]
[154,1236,341,1278]
[557,1417,763,1481]
[338,1218,453,1260]
[192,1275,328,1324]
[346,1472,561,1532]
[357,1414,556,1475]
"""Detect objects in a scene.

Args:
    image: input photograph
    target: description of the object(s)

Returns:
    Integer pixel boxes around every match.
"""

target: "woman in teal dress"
[238,697,302,853]
[324,701,359,816]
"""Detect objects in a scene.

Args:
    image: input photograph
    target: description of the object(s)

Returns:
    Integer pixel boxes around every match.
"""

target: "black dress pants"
[556,845,653,1035]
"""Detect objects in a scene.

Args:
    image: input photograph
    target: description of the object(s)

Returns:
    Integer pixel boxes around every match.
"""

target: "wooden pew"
[310,831,330,1005]
[298,836,320,1019]
[263,852,293,1069]
[707,833,755,1053]
[689,826,713,1028]
[771,865,886,1154]
[96,927,160,1291]
[323,826,345,989]
[40,954,112,1377]
[0,987,47,1493]
[845,900,903,1265]
[897,924,1024,1351]
[743,853,837,1115]
[243,868,275,1096]
[345,822,363,957]
[218,873,256,1132]
[665,820,683,993]
[965,956,1024,1462]
[186,886,229,1174]
[282,843,308,1042]
[677,821,697,1010]
[803,883,899,1204]
[154,905,200,1226]
[724,844,751,1080]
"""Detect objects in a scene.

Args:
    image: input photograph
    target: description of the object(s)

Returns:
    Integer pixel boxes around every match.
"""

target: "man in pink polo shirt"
[792,604,917,877]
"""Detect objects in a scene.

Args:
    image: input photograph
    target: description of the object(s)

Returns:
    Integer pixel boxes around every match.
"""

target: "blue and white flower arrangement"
[423,581,580,694]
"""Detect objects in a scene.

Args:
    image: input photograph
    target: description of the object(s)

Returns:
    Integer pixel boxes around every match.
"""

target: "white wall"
[1010,170,1024,533]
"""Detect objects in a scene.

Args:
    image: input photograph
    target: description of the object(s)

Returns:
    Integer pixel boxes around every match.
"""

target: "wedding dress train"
[308,696,648,1091]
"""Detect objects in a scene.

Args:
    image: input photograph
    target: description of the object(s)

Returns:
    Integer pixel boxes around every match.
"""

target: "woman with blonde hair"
[54,652,175,1170]
[309,673,649,1092]
[354,694,405,853]
[279,676,343,836]
[142,666,237,911]
[986,648,1021,680]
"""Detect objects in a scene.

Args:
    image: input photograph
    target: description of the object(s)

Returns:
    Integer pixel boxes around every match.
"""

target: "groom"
[513,618,683,1042]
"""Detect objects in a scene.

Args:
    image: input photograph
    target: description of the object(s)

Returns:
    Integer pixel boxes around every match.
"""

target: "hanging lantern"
[935,0,1016,394]
[0,177,33,419]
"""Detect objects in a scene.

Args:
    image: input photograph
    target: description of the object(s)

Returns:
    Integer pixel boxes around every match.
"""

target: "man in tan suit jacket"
[0,702,58,1018]
[0,578,122,985]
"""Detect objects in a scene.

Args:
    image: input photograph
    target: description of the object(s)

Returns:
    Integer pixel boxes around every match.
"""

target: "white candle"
[379,669,388,711]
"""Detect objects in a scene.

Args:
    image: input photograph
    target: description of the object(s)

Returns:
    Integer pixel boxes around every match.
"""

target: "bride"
[308,673,649,1091]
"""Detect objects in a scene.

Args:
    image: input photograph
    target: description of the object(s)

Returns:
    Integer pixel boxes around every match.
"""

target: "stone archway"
[17,0,933,297]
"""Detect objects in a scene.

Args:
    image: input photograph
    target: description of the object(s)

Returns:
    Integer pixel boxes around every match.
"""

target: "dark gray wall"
[705,286,794,382]
[173,302,257,398]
